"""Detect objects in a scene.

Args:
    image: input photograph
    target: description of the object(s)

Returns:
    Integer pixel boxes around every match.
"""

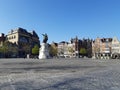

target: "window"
[14,35,16,39]
[114,39,116,42]
[19,36,28,43]
[106,39,108,42]
[105,43,109,48]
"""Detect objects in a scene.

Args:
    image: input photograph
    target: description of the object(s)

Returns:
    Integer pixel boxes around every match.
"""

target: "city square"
[0,0,120,90]
[0,58,120,90]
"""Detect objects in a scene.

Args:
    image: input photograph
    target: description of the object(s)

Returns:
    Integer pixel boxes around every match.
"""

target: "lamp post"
[75,36,79,58]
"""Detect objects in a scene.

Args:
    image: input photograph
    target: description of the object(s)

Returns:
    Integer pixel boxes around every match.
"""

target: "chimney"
[0,33,4,37]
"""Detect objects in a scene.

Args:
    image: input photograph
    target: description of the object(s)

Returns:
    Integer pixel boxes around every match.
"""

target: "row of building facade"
[57,37,120,59]
[57,37,92,58]
[1,27,120,59]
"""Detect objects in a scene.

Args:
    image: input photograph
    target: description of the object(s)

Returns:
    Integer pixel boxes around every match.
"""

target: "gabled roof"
[112,36,119,43]
[29,30,39,38]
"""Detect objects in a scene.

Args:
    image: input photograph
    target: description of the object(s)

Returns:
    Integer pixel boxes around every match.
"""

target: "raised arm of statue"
[42,34,45,36]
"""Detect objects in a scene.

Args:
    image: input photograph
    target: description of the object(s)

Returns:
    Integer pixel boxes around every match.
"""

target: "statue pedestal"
[39,43,50,59]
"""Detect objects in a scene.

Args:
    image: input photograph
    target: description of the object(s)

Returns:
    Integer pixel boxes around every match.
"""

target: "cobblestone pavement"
[0,58,120,90]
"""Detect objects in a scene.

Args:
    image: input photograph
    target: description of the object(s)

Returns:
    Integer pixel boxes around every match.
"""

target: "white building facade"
[111,37,120,59]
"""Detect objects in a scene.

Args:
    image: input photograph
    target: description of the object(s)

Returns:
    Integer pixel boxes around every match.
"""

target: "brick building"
[92,37,112,59]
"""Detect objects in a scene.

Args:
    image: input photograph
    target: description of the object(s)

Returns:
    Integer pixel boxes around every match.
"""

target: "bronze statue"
[42,33,48,43]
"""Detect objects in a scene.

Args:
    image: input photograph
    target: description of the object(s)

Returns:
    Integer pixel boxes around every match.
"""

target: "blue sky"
[0,0,120,43]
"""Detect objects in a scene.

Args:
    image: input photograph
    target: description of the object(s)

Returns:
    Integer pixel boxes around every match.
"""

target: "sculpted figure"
[42,33,48,43]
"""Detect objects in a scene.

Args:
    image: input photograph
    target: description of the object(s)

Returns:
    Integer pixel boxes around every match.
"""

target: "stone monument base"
[39,43,50,59]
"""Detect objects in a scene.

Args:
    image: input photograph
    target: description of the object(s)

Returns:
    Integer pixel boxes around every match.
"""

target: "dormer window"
[106,39,108,42]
